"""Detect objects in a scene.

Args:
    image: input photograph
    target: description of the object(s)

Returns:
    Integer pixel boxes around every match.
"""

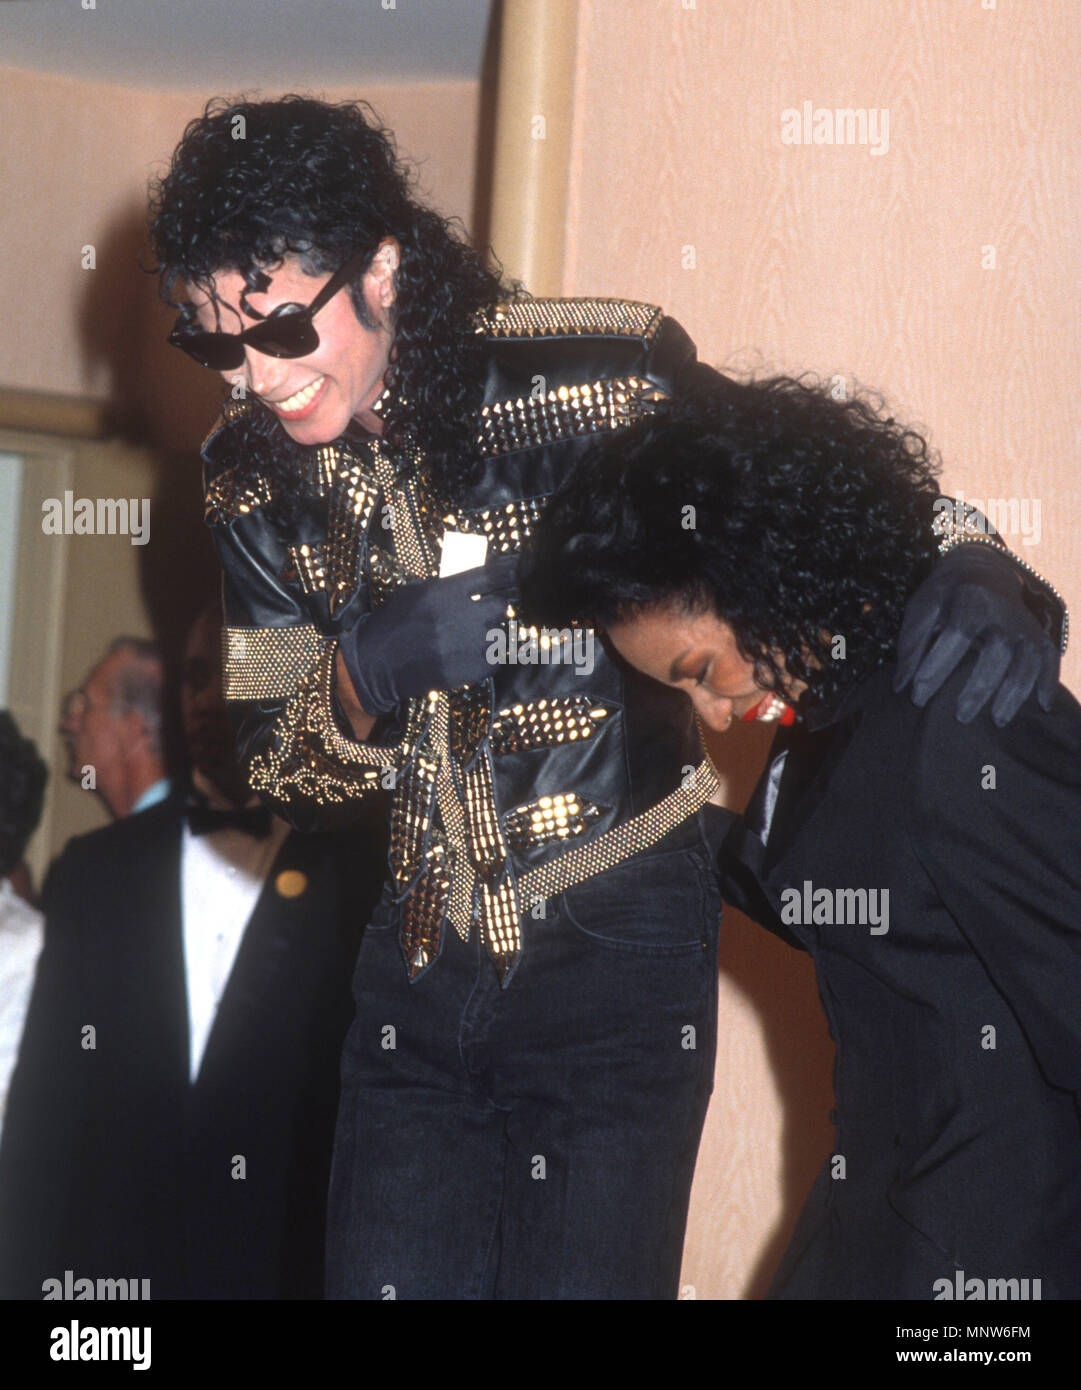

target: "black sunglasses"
[168,249,371,371]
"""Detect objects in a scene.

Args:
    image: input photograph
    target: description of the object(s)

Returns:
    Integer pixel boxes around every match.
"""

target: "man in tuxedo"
[0,609,388,1299]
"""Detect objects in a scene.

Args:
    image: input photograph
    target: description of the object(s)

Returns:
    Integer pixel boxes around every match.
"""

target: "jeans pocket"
[560,847,717,955]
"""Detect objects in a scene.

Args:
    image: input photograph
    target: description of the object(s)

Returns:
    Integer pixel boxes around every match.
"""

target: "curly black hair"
[519,374,943,706]
[0,711,47,879]
[147,94,515,505]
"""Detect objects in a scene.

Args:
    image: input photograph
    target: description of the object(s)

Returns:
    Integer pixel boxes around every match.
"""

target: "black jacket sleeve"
[908,677,1081,1098]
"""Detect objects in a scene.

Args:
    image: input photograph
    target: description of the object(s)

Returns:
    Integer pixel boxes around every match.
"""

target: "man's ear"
[112,684,156,751]
[366,237,400,313]
[121,708,151,751]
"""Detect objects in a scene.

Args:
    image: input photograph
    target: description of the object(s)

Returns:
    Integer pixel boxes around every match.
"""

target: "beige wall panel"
[1,435,160,874]
[46,443,162,857]
[556,0,1080,1297]
[564,0,1079,692]
[489,0,580,291]
[3,440,73,885]
[681,914,833,1300]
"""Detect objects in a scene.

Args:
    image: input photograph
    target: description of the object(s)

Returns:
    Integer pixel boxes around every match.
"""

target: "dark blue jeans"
[325,816,723,1300]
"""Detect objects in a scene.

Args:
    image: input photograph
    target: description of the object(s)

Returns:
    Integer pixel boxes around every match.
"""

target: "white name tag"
[439,530,488,577]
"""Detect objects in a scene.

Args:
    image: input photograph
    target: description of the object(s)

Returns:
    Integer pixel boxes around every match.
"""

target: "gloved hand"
[340,553,519,715]
[893,545,1059,726]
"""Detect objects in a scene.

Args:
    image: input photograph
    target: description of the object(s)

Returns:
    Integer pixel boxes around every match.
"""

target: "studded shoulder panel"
[476,298,663,342]
[475,378,669,460]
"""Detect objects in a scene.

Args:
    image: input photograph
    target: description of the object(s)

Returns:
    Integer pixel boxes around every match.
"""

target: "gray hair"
[107,636,165,755]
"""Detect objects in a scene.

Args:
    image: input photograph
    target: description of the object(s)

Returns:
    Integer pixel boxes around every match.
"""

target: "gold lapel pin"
[275,869,308,899]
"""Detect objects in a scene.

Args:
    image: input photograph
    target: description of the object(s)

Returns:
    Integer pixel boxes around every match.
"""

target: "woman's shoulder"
[857,656,1081,837]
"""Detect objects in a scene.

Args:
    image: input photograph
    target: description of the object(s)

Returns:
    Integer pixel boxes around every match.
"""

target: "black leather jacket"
[203,298,722,982]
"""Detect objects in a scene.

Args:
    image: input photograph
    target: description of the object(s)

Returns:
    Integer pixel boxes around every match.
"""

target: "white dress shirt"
[0,877,44,1142]
[179,783,288,1082]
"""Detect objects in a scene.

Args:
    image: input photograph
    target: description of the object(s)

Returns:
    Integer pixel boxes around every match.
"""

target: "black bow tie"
[186,795,273,839]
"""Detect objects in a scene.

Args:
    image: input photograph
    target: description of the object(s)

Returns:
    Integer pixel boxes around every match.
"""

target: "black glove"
[340,554,519,715]
[893,546,1059,726]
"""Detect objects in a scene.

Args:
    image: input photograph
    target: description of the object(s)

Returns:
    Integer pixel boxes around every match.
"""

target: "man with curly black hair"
[519,378,1081,1298]
[149,95,1066,1300]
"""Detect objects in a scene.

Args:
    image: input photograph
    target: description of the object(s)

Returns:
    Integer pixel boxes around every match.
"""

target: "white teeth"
[277,376,325,412]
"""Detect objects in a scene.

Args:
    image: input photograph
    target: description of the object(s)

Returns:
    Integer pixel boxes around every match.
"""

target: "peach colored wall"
[560,0,1081,1297]
[564,0,1079,694]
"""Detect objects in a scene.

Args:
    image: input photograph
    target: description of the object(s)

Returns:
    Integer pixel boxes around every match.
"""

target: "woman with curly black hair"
[147,93,1066,1300]
[521,375,951,711]
[520,377,1081,1299]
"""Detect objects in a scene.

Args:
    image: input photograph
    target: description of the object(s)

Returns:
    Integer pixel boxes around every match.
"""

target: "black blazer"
[0,788,387,1299]
[720,660,1081,1300]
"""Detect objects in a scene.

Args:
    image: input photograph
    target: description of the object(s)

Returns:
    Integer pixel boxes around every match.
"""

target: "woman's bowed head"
[519,375,944,732]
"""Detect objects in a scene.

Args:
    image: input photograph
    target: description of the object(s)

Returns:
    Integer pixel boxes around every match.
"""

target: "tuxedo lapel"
[119,798,190,1090]
[194,829,329,1087]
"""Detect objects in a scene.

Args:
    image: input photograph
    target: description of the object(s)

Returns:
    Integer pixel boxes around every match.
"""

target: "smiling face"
[184,241,399,446]
[606,602,803,733]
